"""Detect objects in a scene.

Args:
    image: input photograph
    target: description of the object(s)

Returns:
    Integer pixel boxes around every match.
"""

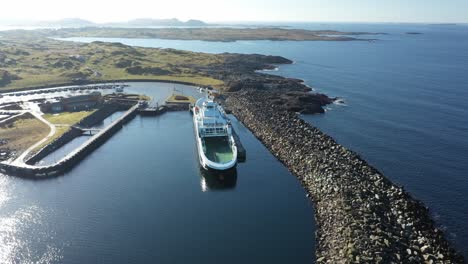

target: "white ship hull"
[193,97,237,171]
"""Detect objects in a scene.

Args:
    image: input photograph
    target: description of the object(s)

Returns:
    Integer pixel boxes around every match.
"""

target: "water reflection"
[199,168,237,192]
[0,176,63,264]
[0,202,62,262]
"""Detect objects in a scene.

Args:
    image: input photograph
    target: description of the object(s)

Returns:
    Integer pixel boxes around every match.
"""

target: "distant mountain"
[8,18,209,28]
[11,18,208,28]
[185,19,207,26]
[124,18,208,27]
[127,18,180,26]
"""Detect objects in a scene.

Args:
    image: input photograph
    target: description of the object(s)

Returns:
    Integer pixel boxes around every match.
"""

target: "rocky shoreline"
[224,91,464,263]
[199,53,336,114]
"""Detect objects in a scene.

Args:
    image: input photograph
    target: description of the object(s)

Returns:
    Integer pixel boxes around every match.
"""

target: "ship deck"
[203,137,234,164]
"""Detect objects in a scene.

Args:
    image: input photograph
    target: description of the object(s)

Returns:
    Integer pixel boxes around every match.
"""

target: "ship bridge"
[197,99,230,137]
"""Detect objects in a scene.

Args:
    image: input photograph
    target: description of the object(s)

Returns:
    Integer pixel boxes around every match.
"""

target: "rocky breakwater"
[225,91,463,263]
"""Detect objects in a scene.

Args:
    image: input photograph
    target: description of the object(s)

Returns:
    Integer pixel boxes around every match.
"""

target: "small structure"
[138,100,149,109]
[115,86,124,93]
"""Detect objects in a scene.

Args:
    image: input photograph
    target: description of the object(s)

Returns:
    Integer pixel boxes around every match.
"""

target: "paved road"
[11,111,56,166]
[0,112,26,124]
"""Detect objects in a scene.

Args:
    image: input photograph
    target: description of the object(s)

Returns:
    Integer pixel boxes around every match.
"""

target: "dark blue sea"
[1,23,467,262]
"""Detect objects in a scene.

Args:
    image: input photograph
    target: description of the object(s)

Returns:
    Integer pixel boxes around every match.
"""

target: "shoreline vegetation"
[0,30,464,261]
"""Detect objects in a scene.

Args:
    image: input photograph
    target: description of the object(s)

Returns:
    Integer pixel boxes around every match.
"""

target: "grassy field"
[34,110,96,150]
[43,110,96,125]
[0,111,96,159]
[0,34,224,91]
[0,113,49,155]
[34,126,69,151]
[165,94,196,104]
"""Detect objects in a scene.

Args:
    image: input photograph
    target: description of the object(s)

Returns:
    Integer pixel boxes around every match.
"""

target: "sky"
[0,0,467,23]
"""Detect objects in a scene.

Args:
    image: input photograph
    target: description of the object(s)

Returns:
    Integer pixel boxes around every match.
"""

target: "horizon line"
[0,18,467,25]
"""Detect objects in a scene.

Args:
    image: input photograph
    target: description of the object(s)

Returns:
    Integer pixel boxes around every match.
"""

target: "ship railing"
[201,122,228,128]
[201,127,228,137]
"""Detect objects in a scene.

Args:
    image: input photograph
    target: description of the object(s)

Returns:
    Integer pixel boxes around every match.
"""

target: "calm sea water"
[58,23,468,256]
[0,83,315,263]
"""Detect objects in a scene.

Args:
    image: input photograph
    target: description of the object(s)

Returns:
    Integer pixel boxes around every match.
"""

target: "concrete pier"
[137,106,167,116]
[232,128,246,162]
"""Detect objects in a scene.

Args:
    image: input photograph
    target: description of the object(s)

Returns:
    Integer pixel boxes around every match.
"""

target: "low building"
[50,101,64,112]
[40,92,101,113]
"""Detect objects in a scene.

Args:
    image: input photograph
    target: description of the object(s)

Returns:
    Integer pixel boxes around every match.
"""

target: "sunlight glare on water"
[0,175,62,264]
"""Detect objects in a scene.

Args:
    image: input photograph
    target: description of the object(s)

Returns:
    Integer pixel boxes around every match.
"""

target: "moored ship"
[193,97,237,170]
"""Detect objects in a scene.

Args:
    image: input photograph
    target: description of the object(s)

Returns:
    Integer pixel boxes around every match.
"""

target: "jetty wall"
[78,103,127,128]
[25,103,128,165]
[0,105,138,178]
[225,91,463,263]
[26,127,83,165]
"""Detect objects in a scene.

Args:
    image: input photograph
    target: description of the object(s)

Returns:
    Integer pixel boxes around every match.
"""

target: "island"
[14,27,383,42]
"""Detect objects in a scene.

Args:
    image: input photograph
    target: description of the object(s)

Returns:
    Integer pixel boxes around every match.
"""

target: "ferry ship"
[193,97,237,170]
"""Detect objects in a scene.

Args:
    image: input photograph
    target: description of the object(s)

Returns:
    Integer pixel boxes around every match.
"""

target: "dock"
[137,106,167,116]
[232,128,246,162]
[0,98,246,178]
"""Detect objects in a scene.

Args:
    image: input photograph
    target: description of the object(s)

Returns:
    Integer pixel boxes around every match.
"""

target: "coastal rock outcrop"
[267,91,334,114]
[199,52,336,113]
[224,91,464,263]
